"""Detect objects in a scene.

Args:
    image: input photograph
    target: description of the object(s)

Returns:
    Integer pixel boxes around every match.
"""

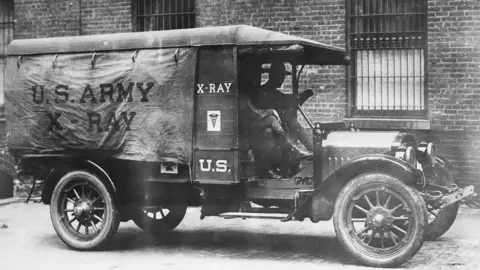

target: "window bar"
[167,0,170,29]
[150,0,153,31]
[165,0,168,30]
[393,48,396,111]
[380,48,383,110]
[356,0,359,34]
[407,48,410,111]
[143,0,147,31]
[137,0,141,31]
[186,0,189,28]
[357,50,360,111]
[400,47,403,111]
[408,0,411,112]
[375,0,379,33]
[387,48,389,110]
[373,49,376,110]
[175,0,178,29]
[413,48,416,112]
[168,0,175,29]
[370,0,373,33]
[361,50,364,111]
[156,0,160,30]
[181,0,184,29]
[1,11,3,56]
[378,0,381,33]
[363,0,367,33]
[136,0,140,30]
[404,0,407,33]
[422,49,425,110]
[163,0,166,30]
[367,50,373,110]
[189,0,193,28]
[154,0,157,30]
[158,0,162,30]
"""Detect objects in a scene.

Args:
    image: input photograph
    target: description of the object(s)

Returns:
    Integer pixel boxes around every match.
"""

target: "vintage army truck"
[4,25,474,267]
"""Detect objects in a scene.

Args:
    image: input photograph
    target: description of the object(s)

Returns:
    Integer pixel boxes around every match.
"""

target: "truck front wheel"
[333,172,427,268]
[50,170,119,250]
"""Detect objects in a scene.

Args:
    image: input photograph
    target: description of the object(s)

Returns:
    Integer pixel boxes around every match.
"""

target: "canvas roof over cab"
[7,25,349,65]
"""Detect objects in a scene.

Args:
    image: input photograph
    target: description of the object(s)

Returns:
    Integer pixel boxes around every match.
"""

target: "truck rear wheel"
[132,203,187,234]
[50,170,119,250]
[333,172,427,268]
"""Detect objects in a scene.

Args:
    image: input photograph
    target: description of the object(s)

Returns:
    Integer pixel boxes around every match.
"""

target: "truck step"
[219,212,289,220]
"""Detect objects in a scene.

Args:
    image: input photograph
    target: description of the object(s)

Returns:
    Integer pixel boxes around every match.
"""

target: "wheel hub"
[367,207,394,231]
[73,199,93,221]
[372,214,385,228]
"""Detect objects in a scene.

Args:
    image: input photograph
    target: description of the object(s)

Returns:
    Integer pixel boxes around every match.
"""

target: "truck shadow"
[110,226,356,265]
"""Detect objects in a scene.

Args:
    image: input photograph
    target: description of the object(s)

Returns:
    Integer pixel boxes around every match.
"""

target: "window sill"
[344,118,431,130]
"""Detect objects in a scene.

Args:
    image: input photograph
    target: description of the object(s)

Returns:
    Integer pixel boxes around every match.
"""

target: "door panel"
[193,46,239,184]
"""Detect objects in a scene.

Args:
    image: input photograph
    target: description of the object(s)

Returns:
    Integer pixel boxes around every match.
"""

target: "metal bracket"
[91,52,96,68]
[17,56,22,68]
[132,50,138,62]
[440,185,475,209]
[52,54,58,68]
[174,48,180,63]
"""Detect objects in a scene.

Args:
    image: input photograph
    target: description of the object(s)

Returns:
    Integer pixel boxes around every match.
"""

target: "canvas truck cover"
[4,48,197,164]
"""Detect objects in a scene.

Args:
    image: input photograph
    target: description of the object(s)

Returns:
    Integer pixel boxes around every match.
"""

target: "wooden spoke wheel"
[333,173,427,268]
[50,171,119,250]
[132,203,187,234]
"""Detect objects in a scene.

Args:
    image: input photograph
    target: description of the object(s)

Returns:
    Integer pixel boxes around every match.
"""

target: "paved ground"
[1,202,480,270]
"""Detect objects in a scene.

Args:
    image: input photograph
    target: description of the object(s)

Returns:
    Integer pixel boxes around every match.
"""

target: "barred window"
[347,0,427,117]
[133,0,196,32]
[0,0,14,108]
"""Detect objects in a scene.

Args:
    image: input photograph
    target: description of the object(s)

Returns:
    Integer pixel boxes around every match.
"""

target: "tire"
[423,167,459,241]
[333,172,428,268]
[132,202,187,234]
[50,170,119,250]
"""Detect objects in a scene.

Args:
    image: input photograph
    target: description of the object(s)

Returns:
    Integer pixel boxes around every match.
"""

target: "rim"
[427,206,439,224]
[141,207,172,221]
[58,180,107,240]
[345,184,415,256]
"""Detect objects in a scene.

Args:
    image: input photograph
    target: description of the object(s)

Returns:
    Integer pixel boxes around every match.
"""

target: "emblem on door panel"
[207,110,221,131]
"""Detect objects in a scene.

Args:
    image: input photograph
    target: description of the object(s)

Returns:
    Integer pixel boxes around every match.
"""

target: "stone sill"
[344,118,431,130]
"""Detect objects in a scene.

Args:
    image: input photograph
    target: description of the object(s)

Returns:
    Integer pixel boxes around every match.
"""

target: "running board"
[219,212,289,220]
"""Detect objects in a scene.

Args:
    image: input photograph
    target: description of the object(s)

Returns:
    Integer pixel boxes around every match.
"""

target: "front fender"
[308,154,423,222]
[329,154,423,186]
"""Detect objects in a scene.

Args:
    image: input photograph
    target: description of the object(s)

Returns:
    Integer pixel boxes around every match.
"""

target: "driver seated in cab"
[238,59,311,179]
[250,60,314,152]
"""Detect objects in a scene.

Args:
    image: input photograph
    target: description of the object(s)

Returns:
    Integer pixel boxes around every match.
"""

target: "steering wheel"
[280,89,314,125]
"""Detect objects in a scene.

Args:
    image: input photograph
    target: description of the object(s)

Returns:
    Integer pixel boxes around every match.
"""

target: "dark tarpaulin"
[5,48,197,164]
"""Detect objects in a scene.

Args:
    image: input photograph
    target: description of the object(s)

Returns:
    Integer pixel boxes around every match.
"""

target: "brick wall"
[424,0,480,185]
[196,0,347,123]
[81,0,132,35]
[13,0,132,39]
